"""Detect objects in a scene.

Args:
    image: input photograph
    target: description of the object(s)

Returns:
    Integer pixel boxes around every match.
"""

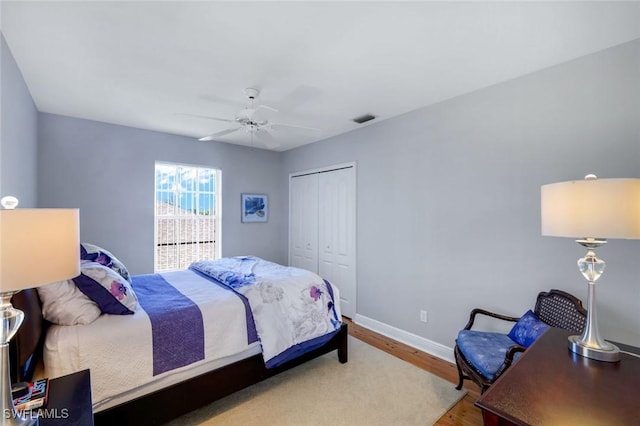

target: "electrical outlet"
[420,310,428,323]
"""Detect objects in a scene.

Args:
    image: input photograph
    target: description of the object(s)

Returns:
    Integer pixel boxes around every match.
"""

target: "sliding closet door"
[289,173,319,273]
[318,167,356,319]
[290,164,356,319]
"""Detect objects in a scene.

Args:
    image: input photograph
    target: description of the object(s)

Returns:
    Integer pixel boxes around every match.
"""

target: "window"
[154,163,221,271]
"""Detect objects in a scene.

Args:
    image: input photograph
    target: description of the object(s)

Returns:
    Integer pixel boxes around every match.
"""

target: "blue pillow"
[508,310,549,347]
[80,243,132,283]
[73,262,137,315]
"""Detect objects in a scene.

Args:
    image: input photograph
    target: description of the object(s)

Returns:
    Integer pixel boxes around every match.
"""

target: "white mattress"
[43,269,260,412]
[92,345,261,412]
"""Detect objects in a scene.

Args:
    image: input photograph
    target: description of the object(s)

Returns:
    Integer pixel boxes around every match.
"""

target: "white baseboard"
[353,314,456,364]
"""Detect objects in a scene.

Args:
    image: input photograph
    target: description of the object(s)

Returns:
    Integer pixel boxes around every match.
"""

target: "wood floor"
[344,318,483,426]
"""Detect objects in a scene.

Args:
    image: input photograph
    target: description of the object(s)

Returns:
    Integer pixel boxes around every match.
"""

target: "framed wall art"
[241,193,268,223]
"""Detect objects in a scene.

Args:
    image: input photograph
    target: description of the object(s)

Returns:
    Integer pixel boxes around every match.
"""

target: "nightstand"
[39,369,93,426]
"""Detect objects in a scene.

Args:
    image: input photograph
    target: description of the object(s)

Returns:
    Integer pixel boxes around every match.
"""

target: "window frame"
[154,162,221,272]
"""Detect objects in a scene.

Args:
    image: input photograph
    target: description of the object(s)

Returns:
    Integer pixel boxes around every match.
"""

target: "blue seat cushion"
[457,330,522,381]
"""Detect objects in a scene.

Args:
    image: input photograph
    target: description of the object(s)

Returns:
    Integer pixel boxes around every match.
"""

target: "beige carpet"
[167,337,466,425]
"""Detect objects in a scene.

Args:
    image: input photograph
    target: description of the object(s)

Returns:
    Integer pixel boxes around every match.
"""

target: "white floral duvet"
[190,256,342,367]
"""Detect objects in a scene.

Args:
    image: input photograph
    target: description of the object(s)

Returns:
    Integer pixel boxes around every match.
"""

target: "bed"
[10,250,348,425]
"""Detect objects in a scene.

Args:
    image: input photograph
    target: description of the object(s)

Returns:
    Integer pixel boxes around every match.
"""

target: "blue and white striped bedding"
[43,258,342,411]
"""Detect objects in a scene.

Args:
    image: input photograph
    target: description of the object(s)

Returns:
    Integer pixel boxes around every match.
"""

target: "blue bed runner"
[189,267,259,345]
[132,274,205,375]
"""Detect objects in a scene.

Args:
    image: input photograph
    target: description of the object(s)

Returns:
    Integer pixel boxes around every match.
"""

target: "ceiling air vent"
[352,114,376,124]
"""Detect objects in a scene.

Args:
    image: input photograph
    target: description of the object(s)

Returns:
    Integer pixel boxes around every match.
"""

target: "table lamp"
[541,175,640,362]
[0,196,79,425]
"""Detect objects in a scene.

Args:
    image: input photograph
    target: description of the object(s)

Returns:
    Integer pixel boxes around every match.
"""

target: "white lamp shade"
[0,209,80,292]
[541,178,640,239]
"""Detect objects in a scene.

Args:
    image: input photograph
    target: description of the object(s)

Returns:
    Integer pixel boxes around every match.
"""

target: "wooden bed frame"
[10,288,349,425]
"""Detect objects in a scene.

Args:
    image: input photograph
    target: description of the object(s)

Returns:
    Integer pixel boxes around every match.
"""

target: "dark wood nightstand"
[39,369,93,426]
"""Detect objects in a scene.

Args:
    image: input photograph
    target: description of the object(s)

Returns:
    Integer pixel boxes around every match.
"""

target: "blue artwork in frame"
[241,193,268,223]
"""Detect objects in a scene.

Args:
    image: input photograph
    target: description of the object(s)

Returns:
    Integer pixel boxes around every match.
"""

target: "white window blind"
[154,163,220,271]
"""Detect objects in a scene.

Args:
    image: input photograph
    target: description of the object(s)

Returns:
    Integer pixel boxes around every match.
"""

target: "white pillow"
[37,280,101,325]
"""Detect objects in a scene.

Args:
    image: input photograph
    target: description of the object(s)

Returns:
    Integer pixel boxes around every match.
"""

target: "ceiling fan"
[184,88,319,149]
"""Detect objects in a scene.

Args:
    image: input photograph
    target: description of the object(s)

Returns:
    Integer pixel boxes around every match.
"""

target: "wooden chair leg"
[456,371,465,390]
[454,346,465,390]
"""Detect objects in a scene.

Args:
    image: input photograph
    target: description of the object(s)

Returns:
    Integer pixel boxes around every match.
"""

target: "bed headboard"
[10,289,46,383]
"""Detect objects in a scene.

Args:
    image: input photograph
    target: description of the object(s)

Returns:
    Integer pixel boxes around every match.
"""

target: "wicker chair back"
[534,289,586,334]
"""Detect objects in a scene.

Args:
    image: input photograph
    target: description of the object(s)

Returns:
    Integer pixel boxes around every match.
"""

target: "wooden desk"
[475,327,640,426]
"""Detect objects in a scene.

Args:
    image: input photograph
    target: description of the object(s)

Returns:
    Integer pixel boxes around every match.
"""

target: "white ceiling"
[2,1,639,151]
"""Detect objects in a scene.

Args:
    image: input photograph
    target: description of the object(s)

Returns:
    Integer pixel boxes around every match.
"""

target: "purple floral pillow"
[80,243,131,283]
[73,262,137,315]
[508,310,549,347]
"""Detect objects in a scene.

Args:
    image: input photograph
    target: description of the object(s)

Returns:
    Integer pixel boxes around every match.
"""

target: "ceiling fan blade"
[257,104,278,113]
[199,94,246,109]
[275,85,323,113]
[255,130,280,149]
[250,104,278,123]
[198,127,241,141]
[270,122,320,134]
[175,113,235,123]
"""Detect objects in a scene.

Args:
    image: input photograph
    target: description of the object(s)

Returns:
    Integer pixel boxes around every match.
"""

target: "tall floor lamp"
[0,198,79,425]
[541,175,640,362]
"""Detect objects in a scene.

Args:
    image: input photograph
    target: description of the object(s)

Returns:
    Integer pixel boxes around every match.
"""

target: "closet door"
[289,173,319,273]
[318,167,356,318]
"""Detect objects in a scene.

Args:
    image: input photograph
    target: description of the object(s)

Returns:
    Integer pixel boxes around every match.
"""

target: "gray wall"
[281,39,640,347]
[12,28,640,350]
[37,113,287,275]
[1,33,38,207]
